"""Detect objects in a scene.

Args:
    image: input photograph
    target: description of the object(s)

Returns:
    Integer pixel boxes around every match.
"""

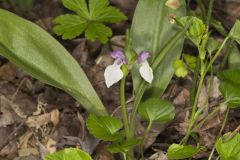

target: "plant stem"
[208,108,229,160]
[120,76,130,138]
[140,121,153,159]
[204,36,230,75]
[206,0,215,26]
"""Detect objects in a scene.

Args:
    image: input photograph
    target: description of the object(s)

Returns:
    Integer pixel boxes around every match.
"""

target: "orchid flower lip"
[138,51,151,63]
[110,50,126,64]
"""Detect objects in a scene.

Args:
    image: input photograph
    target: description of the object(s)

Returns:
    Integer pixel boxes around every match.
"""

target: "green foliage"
[228,44,240,69]
[0,9,107,116]
[216,133,240,160]
[131,0,186,98]
[86,114,123,141]
[53,0,127,43]
[138,98,175,123]
[173,59,188,78]
[183,54,197,70]
[206,37,221,55]
[44,148,92,160]
[229,20,240,44]
[108,139,141,154]
[167,144,200,160]
[218,70,240,108]
[179,16,206,46]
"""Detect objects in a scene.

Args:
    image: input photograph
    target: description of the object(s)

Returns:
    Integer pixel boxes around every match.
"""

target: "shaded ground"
[0,0,240,159]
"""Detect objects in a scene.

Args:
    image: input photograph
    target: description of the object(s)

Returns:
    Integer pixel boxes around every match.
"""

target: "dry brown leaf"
[18,148,39,157]
[18,131,33,149]
[147,149,168,160]
[50,109,60,127]
[46,138,56,154]
[26,113,51,129]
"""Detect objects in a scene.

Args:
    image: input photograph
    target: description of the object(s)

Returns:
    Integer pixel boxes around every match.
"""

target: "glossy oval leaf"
[44,148,92,160]
[86,114,123,141]
[138,98,175,123]
[0,9,107,116]
[167,144,200,159]
[131,0,186,98]
[216,133,240,160]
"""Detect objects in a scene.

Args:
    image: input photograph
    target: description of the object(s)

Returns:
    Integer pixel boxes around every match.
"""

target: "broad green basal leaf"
[44,148,92,160]
[228,44,240,69]
[0,9,107,116]
[86,114,123,141]
[138,98,175,123]
[206,37,221,55]
[216,133,240,160]
[131,0,186,98]
[167,144,200,159]
[229,20,240,44]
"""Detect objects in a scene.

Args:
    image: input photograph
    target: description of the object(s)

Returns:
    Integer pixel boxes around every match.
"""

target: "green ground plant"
[0,0,239,159]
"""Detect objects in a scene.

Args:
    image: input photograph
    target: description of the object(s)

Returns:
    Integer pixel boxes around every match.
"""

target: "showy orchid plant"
[0,0,240,160]
[104,51,153,88]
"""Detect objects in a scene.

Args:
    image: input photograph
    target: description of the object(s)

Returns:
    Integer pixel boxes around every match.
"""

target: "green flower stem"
[140,121,153,159]
[120,73,130,138]
[204,36,230,76]
[181,36,230,144]
[191,104,222,132]
[208,108,229,160]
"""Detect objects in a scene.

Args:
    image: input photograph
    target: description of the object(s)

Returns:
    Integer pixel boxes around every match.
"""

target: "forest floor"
[0,0,240,160]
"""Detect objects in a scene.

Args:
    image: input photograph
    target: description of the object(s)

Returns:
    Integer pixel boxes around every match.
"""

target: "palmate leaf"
[86,114,123,141]
[0,9,107,116]
[53,0,127,43]
[45,148,92,160]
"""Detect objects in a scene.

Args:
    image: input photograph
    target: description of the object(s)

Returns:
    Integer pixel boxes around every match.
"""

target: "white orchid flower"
[104,51,126,88]
[138,51,153,84]
[104,50,153,88]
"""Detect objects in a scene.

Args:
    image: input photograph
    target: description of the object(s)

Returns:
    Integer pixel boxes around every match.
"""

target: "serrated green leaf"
[219,82,240,108]
[167,144,200,159]
[179,16,206,46]
[108,139,141,153]
[86,114,123,141]
[216,133,240,160]
[53,14,87,39]
[95,6,127,23]
[62,0,89,18]
[138,98,175,123]
[54,0,126,43]
[183,54,197,70]
[230,20,240,44]
[173,59,188,78]
[131,0,186,99]
[0,9,107,116]
[85,23,112,43]
[44,148,92,160]
[206,37,221,54]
